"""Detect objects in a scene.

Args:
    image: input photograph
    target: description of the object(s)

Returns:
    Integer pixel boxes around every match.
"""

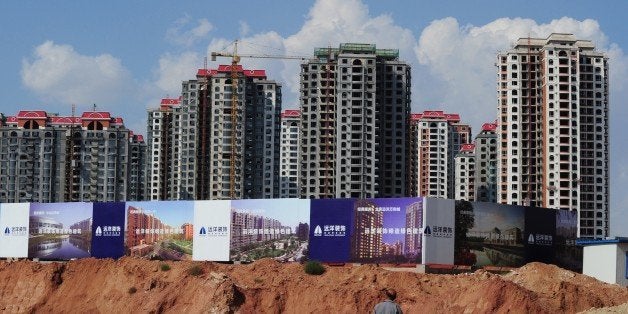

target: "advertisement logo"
[314,225,322,237]
[94,225,121,237]
[198,226,228,237]
[423,225,453,238]
[2,226,27,236]
[528,233,552,246]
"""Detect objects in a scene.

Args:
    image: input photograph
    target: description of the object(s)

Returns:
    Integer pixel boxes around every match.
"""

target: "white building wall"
[582,243,628,286]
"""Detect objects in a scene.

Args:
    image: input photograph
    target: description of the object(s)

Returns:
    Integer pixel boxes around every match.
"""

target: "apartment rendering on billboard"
[230,199,309,262]
[350,198,423,263]
[125,201,194,260]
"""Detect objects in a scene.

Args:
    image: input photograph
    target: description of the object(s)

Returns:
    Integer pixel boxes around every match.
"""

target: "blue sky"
[1,0,626,235]
[125,201,193,227]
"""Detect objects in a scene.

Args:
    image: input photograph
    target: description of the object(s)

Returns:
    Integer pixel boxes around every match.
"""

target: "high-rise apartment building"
[0,110,146,203]
[148,65,282,200]
[454,122,498,202]
[280,109,301,198]
[497,33,609,238]
[127,132,148,202]
[410,111,471,199]
[454,143,476,201]
[147,98,179,200]
[300,43,411,199]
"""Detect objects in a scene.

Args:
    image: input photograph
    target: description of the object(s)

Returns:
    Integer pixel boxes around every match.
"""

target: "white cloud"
[280,0,416,105]
[239,21,251,37]
[414,16,619,130]
[21,41,134,107]
[154,51,203,95]
[166,16,213,47]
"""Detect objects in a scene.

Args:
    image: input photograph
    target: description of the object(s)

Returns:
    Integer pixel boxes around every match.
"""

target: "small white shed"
[577,237,628,286]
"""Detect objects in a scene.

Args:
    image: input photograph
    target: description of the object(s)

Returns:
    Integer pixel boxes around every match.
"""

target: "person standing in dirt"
[374,288,403,314]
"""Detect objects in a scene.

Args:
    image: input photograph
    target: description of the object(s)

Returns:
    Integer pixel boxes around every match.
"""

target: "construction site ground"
[0,258,627,313]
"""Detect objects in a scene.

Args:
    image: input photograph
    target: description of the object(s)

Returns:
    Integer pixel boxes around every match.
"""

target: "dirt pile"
[0,258,626,313]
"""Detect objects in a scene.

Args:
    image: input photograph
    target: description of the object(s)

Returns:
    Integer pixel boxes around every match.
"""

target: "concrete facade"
[300,43,411,199]
[497,33,609,238]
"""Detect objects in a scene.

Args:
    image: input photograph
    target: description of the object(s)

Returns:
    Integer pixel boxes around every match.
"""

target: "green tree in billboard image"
[454,200,476,266]
[455,201,525,267]
[554,210,582,271]
[230,199,310,262]
[125,201,194,261]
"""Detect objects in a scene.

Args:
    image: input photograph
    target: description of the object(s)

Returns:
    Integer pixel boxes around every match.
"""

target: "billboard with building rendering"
[124,201,194,261]
[454,201,526,267]
[28,202,93,260]
[350,198,423,264]
[230,199,310,262]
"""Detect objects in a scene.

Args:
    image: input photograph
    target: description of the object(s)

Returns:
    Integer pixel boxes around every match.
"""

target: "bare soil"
[0,258,626,313]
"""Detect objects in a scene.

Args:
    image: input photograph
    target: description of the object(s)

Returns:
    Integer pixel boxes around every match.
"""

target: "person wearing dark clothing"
[374,288,402,314]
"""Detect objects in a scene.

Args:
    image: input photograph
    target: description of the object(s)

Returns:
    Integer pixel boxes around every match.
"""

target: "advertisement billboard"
[454,201,525,267]
[554,209,582,271]
[309,199,354,263]
[92,202,126,259]
[193,200,231,261]
[230,199,310,262]
[350,198,423,264]
[423,197,455,265]
[125,201,194,261]
[0,203,30,258]
[524,206,556,265]
[28,202,93,260]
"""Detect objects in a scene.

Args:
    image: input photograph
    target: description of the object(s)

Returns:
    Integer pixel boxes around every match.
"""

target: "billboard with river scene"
[28,202,93,260]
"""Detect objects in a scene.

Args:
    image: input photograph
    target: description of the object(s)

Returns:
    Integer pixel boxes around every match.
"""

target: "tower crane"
[210,40,309,199]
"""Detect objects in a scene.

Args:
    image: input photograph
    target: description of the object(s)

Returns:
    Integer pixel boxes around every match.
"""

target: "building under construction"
[300,43,411,199]
[147,65,282,200]
[0,110,147,203]
[497,33,610,238]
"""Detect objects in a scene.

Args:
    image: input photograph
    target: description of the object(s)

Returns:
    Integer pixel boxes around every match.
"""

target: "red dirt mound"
[0,258,626,313]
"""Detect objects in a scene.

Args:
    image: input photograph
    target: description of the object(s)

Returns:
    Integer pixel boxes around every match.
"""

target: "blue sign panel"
[308,199,354,263]
[92,202,126,258]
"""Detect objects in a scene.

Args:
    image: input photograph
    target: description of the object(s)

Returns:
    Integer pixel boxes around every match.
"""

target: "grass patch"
[304,260,326,275]
[128,286,137,294]
[160,263,171,271]
[188,264,204,277]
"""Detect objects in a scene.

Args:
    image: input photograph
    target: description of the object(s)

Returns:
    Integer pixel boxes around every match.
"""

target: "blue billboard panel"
[230,199,310,262]
[125,201,194,260]
[28,202,93,260]
[309,199,354,263]
[92,202,126,259]
[454,201,525,267]
[350,198,423,264]
[524,206,557,265]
